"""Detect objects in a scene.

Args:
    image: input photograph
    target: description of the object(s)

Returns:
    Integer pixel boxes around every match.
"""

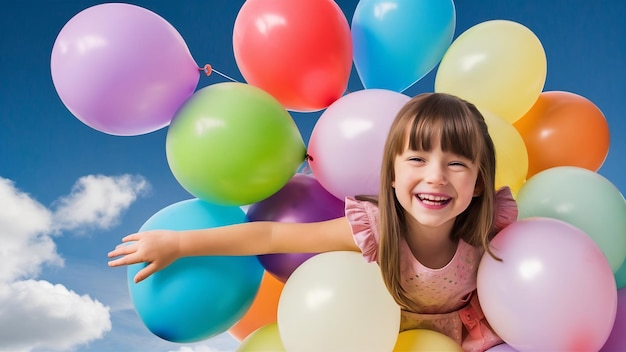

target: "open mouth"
[416,194,451,206]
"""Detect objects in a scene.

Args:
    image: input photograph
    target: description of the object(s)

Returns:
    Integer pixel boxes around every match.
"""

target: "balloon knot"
[201,64,212,76]
[302,154,314,174]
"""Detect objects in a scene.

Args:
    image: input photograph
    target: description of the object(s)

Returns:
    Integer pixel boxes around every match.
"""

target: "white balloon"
[277,251,400,352]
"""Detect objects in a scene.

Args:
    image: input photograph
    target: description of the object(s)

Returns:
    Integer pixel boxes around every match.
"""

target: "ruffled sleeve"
[490,186,518,237]
[345,197,380,263]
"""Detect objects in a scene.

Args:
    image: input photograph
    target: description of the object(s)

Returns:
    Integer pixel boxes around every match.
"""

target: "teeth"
[418,194,447,202]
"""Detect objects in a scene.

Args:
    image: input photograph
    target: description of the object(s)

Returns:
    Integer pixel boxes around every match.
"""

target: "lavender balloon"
[307,89,411,200]
[247,173,345,282]
[50,3,200,136]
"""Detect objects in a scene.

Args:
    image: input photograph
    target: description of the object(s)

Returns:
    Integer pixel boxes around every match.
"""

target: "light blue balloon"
[127,199,264,343]
[352,0,456,92]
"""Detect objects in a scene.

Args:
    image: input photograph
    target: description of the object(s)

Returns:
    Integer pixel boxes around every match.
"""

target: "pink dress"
[345,187,518,352]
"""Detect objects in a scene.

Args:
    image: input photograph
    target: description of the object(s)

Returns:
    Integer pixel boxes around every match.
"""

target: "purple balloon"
[601,287,626,351]
[247,173,345,282]
[50,3,199,136]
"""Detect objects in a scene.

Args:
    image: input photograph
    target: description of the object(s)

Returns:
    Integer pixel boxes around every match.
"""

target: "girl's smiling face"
[392,134,480,230]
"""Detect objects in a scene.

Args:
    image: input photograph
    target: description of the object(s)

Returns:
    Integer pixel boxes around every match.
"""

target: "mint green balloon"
[166,82,306,205]
[615,260,626,289]
[517,166,626,272]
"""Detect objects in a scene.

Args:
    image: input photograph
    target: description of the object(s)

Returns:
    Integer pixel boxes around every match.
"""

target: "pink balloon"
[307,89,411,200]
[247,173,345,282]
[478,218,617,352]
[601,287,626,351]
[50,3,199,136]
[486,343,518,352]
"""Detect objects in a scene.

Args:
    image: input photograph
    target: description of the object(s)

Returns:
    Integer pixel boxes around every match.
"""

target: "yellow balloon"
[393,329,463,351]
[481,109,529,196]
[435,20,546,123]
[236,323,286,352]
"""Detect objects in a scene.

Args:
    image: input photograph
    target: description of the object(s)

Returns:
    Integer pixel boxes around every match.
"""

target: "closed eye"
[449,161,467,167]
[408,157,425,163]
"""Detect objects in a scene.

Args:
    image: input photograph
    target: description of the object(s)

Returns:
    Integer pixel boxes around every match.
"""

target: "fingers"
[107,231,162,283]
[107,255,136,268]
[134,262,158,283]
[107,241,141,267]
[121,232,143,243]
[108,232,146,259]
[107,242,137,259]
[108,254,157,283]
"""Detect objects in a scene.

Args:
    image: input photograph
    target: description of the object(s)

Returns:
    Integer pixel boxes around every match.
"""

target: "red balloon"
[233,0,352,112]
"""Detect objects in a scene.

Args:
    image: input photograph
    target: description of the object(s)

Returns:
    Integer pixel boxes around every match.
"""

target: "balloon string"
[200,64,238,82]
[213,68,238,82]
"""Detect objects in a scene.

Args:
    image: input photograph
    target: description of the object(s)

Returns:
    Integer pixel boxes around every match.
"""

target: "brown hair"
[370,92,497,311]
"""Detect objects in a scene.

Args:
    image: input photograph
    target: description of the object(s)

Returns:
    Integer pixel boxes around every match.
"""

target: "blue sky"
[0,1,624,351]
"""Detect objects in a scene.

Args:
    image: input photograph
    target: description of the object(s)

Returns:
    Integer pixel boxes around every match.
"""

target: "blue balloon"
[352,0,456,92]
[127,199,264,343]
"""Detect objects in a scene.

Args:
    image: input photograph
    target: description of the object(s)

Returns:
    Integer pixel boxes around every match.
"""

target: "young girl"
[108,92,517,352]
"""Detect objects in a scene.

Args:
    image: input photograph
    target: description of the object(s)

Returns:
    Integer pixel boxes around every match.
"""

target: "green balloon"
[517,166,626,272]
[615,260,626,289]
[166,82,306,205]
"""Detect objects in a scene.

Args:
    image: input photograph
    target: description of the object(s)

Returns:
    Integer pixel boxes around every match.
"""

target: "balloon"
[233,0,352,112]
[435,20,546,123]
[50,3,199,136]
[166,82,306,206]
[615,261,626,289]
[486,343,518,352]
[127,199,264,343]
[352,0,455,92]
[247,173,345,282]
[277,251,400,352]
[516,166,626,272]
[393,329,463,351]
[229,272,284,342]
[307,89,411,200]
[480,109,528,195]
[600,287,626,351]
[478,218,617,352]
[236,323,286,352]
[513,91,610,178]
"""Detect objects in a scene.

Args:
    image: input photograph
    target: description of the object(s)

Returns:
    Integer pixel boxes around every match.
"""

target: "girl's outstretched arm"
[108,217,358,283]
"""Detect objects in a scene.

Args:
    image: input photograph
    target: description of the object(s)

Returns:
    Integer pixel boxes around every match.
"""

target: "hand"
[108,230,181,283]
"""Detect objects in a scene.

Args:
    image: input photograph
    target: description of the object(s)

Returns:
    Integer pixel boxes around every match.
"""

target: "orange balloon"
[513,91,610,178]
[229,271,284,341]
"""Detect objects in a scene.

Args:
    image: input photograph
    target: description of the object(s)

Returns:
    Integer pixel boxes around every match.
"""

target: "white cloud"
[0,280,111,352]
[52,174,149,233]
[0,175,148,352]
[168,344,234,352]
[166,333,240,352]
[0,178,62,283]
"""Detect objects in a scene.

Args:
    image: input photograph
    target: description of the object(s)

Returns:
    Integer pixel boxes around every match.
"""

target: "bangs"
[405,100,484,162]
